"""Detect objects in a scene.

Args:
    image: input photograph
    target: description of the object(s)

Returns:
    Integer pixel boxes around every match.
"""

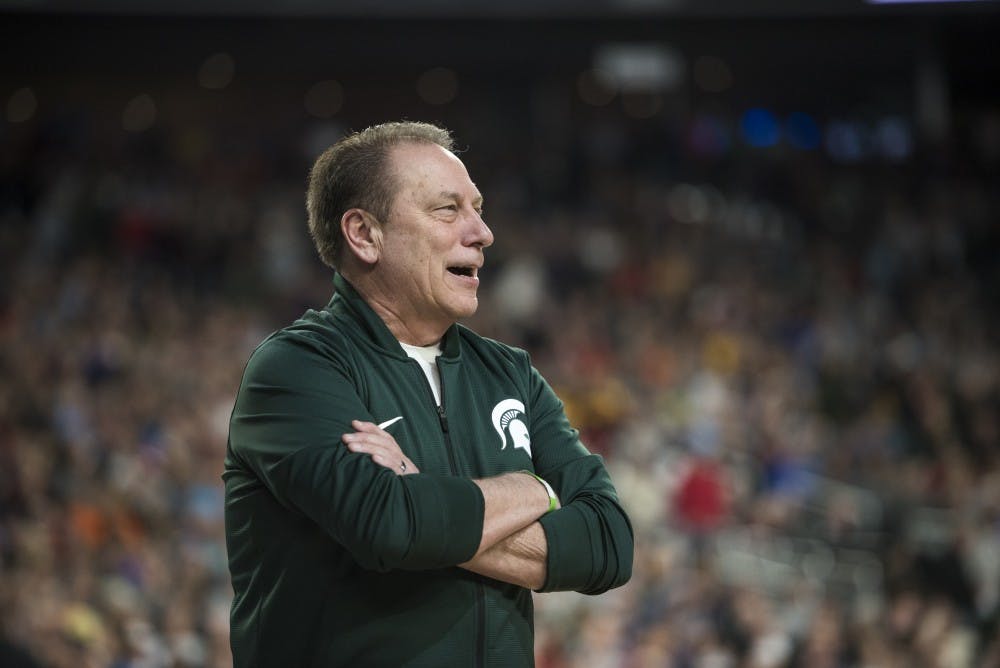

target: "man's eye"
[438,205,458,212]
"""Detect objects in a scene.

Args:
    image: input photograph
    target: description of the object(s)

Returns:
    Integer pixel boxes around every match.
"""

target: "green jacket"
[224,274,633,667]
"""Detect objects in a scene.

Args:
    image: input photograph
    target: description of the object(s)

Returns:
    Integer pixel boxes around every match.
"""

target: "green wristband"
[520,471,558,513]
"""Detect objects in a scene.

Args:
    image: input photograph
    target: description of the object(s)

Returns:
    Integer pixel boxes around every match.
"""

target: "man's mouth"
[447,266,477,278]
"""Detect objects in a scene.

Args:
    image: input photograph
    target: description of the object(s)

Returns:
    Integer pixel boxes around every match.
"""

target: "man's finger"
[344,439,418,475]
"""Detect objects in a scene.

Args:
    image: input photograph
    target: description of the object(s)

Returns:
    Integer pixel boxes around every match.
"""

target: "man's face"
[375,142,493,333]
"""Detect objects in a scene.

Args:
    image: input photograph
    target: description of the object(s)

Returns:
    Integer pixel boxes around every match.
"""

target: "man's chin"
[447,297,479,321]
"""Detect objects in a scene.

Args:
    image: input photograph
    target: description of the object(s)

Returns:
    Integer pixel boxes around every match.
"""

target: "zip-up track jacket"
[224,274,634,667]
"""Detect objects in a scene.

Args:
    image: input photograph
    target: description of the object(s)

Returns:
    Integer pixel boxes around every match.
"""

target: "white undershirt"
[399,340,443,406]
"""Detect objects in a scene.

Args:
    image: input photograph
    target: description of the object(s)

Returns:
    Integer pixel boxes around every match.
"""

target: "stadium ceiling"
[0,0,997,17]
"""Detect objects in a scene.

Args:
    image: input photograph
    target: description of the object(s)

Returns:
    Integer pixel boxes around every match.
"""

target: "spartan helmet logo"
[491,398,531,457]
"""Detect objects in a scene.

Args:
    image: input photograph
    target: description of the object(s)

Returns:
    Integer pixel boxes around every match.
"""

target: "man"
[224,121,633,667]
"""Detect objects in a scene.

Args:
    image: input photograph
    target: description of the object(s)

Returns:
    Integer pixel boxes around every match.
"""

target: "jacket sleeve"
[227,333,485,572]
[528,364,634,595]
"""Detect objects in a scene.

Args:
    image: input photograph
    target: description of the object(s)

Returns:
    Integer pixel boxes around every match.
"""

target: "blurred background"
[1,1,999,666]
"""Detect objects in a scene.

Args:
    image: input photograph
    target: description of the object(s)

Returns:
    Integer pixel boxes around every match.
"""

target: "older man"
[224,121,633,667]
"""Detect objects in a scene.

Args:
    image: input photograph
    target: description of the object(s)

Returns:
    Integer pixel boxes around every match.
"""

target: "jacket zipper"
[473,580,485,668]
[405,358,460,475]
[423,357,485,668]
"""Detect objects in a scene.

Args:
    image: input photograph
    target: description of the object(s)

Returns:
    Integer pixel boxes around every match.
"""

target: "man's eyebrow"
[438,191,484,207]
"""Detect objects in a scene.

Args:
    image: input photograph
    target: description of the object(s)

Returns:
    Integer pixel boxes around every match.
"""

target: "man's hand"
[342,420,420,475]
[344,421,550,571]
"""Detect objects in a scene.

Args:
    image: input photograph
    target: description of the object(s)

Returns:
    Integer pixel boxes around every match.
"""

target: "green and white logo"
[491,398,531,457]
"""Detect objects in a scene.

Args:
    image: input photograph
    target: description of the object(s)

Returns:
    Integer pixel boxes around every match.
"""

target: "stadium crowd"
[1,96,998,667]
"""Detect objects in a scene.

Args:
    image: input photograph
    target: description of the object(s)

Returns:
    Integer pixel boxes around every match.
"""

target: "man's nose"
[468,210,494,248]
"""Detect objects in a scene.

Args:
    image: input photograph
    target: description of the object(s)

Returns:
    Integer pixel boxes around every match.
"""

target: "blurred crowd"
[1,96,998,668]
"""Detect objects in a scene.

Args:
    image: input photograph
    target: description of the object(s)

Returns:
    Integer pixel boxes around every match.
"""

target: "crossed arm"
[343,419,553,590]
[231,337,631,594]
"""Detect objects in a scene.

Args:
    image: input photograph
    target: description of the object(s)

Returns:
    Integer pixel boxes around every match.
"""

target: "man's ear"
[341,209,384,265]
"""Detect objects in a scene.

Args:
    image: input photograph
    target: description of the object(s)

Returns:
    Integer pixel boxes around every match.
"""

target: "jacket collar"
[328,273,461,360]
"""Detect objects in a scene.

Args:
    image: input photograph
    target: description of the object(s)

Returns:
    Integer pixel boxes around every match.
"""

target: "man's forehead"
[390,141,462,172]
[390,142,479,196]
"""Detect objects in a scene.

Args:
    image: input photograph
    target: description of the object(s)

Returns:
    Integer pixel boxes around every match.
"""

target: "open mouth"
[447,266,476,278]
